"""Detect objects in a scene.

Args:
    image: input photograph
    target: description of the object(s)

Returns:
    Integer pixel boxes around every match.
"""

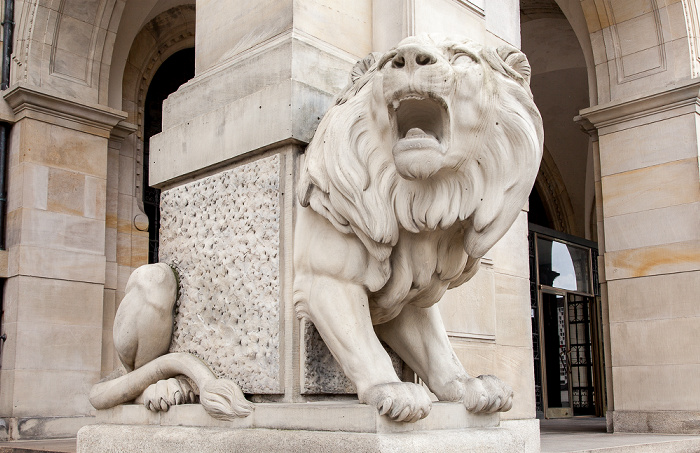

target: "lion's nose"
[391,47,437,69]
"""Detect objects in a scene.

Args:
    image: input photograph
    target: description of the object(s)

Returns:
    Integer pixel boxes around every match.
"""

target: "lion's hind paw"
[361,382,432,423]
[141,377,196,412]
[462,375,513,413]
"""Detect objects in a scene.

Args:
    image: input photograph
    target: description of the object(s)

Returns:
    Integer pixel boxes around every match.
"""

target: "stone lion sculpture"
[88,34,542,424]
[294,34,543,422]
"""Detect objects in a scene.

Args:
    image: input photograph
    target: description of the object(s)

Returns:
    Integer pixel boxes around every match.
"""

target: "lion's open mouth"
[390,97,449,154]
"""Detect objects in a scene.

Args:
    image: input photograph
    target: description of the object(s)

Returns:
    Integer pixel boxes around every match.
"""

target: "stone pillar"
[581,79,700,434]
[0,84,125,439]
[150,0,373,403]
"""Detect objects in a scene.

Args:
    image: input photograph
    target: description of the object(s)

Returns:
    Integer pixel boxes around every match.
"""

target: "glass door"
[530,225,604,418]
[541,291,572,418]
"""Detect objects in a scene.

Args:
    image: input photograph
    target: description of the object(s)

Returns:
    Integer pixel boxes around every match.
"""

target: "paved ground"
[540,417,700,453]
[1,417,700,452]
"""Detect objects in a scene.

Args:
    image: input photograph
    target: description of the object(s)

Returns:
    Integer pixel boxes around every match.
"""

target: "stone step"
[0,439,75,453]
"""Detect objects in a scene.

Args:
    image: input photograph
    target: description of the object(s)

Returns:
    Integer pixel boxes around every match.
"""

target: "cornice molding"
[4,83,127,137]
[579,78,700,133]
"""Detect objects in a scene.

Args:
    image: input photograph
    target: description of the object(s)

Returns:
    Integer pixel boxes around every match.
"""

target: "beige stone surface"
[439,264,496,341]
[601,158,699,218]
[485,212,530,279]
[13,119,108,179]
[0,250,8,278]
[610,316,700,367]
[13,415,96,441]
[603,202,699,252]
[604,239,700,279]
[96,402,498,433]
[78,418,540,453]
[294,0,372,57]
[12,245,106,284]
[151,79,332,186]
[7,163,49,212]
[607,271,700,323]
[598,113,698,177]
[612,364,700,411]
[493,274,533,348]
[613,410,700,434]
[101,288,118,377]
[8,369,100,417]
[14,323,102,372]
[13,208,105,255]
[14,276,103,326]
[195,0,293,73]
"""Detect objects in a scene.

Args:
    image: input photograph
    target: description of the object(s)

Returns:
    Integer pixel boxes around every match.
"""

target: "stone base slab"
[94,402,498,434]
[78,402,539,452]
[78,419,539,453]
[612,410,700,434]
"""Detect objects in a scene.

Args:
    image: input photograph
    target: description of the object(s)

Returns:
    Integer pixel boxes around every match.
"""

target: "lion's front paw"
[360,382,432,423]
[141,377,196,412]
[461,375,513,413]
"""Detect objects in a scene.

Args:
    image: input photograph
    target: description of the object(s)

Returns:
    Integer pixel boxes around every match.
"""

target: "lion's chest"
[369,226,469,324]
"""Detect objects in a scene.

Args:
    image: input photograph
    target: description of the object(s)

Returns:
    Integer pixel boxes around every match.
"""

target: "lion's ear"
[351,52,382,83]
[497,45,532,85]
[337,52,382,105]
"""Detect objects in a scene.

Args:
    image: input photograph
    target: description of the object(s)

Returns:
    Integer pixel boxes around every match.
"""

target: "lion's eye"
[451,53,477,65]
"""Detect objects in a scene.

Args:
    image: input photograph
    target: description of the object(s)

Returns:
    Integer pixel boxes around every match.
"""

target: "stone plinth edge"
[78,418,539,453]
[95,402,499,434]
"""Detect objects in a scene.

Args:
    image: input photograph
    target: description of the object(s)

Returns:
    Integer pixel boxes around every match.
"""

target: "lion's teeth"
[392,100,400,110]
[405,127,436,139]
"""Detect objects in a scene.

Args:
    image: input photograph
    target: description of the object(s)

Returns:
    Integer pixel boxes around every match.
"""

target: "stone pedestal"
[77,404,539,452]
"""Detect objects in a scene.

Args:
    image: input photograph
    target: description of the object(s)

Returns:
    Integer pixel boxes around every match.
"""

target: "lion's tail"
[89,352,253,420]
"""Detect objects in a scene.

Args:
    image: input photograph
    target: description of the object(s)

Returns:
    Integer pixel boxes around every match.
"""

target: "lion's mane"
[300,35,543,271]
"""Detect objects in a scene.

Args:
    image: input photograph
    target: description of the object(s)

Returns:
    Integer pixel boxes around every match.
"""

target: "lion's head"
[299,34,543,264]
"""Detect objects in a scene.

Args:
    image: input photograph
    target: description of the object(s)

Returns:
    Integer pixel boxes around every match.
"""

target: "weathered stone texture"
[159,155,281,394]
[302,322,403,394]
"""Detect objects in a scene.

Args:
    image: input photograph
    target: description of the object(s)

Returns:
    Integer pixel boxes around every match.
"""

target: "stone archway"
[100,4,195,375]
[533,146,577,235]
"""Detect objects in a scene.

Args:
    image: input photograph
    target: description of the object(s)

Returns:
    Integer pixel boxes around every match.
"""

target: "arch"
[533,146,577,235]
[12,0,125,103]
[121,4,195,217]
[682,0,700,77]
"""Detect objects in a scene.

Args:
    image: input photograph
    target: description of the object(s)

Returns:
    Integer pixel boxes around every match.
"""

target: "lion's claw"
[141,376,196,412]
[361,382,432,423]
[461,375,513,413]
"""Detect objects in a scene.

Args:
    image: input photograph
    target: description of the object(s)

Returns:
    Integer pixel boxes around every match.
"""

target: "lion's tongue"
[404,127,436,140]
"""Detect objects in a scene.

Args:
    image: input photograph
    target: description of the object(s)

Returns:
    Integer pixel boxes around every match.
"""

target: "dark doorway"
[143,47,195,263]
[529,224,604,418]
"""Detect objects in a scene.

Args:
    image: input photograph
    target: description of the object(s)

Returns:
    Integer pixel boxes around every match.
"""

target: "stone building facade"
[0,0,697,441]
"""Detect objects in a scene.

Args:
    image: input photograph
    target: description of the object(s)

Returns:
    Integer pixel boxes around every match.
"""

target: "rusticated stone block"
[159,154,281,394]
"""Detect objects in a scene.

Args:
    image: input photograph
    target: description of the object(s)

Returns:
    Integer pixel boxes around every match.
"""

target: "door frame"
[529,223,605,418]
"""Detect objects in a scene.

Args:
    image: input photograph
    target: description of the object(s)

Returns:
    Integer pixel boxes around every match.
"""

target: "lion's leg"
[304,275,431,422]
[376,303,513,413]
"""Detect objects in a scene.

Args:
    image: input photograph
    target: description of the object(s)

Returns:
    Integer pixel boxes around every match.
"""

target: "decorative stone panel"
[159,154,281,394]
